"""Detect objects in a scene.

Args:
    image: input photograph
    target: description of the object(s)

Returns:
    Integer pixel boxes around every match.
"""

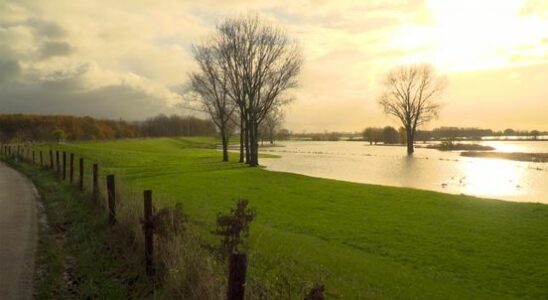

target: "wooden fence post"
[92,164,99,202]
[79,158,84,191]
[56,151,60,174]
[40,151,43,167]
[227,253,247,300]
[49,150,54,169]
[62,152,67,180]
[107,175,116,225]
[69,153,74,183]
[143,190,154,276]
[32,151,35,164]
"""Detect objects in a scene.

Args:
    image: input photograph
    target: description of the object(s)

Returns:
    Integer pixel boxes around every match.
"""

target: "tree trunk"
[245,119,251,164]
[406,128,414,155]
[248,121,259,167]
[221,130,229,162]
[239,116,244,163]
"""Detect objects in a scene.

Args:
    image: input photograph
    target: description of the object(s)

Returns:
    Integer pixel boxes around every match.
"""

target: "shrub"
[212,199,256,257]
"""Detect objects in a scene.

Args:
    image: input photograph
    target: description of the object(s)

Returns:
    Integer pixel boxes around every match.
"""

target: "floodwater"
[260,141,548,204]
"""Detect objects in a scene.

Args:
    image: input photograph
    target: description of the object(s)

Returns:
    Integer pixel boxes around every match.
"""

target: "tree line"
[362,126,547,145]
[0,114,216,143]
[139,114,216,137]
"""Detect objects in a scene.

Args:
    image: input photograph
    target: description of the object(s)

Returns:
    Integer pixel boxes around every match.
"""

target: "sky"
[0,0,547,132]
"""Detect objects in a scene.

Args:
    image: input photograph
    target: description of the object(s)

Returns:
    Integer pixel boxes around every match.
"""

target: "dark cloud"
[0,60,21,84]
[40,41,72,58]
[27,18,66,39]
[1,63,170,120]
[0,82,171,120]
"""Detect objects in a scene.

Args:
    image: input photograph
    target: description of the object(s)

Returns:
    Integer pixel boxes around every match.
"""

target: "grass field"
[41,137,548,299]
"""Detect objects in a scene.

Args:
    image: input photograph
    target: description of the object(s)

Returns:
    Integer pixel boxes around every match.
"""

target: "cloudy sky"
[1,0,547,131]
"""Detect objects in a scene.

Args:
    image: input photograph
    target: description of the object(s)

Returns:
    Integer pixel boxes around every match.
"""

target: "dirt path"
[0,161,37,300]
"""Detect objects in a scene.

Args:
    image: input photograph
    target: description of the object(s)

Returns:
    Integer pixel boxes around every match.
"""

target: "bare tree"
[189,44,236,161]
[378,64,446,154]
[259,106,284,145]
[214,15,302,166]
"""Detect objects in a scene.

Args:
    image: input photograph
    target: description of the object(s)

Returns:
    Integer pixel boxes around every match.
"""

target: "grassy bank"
[31,137,548,299]
[1,158,153,299]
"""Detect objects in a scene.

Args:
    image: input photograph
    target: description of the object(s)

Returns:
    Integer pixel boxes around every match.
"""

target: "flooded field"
[261,141,548,203]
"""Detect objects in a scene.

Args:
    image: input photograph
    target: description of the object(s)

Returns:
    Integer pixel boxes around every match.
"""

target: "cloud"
[0,0,546,131]
[40,41,72,58]
[0,80,171,120]
[27,18,66,39]
[0,59,21,84]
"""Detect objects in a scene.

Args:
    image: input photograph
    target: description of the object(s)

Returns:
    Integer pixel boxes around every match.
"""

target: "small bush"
[212,199,256,257]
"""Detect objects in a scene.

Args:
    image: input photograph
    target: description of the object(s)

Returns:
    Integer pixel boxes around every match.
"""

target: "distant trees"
[362,127,382,144]
[378,64,446,154]
[362,126,398,144]
[0,114,139,142]
[531,130,540,140]
[0,114,216,143]
[311,132,340,141]
[382,126,399,144]
[503,128,515,136]
[190,15,302,166]
[259,107,284,145]
[429,127,545,140]
[276,128,291,141]
[431,127,491,140]
[358,126,546,142]
[139,114,216,137]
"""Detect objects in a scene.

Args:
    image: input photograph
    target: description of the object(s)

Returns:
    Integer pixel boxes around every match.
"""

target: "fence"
[0,143,325,300]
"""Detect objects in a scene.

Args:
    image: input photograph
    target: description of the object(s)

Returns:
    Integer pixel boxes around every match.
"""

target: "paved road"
[0,161,37,300]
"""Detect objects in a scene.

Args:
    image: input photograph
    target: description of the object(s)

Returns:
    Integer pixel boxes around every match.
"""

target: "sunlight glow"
[462,158,525,198]
[393,0,546,72]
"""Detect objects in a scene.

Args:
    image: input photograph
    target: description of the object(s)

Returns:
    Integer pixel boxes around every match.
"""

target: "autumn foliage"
[0,114,216,143]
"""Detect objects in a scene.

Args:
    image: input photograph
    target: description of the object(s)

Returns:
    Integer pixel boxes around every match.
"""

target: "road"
[0,161,37,300]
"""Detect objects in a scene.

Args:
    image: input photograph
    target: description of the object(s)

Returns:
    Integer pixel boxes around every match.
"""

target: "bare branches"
[378,64,446,154]
[189,40,237,162]
[193,14,301,166]
[187,15,300,165]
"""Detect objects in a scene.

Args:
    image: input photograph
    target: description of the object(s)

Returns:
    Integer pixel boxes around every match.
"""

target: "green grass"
[38,137,548,299]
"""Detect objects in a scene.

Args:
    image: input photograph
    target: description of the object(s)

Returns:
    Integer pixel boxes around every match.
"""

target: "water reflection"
[261,141,547,204]
[462,159,525,197]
